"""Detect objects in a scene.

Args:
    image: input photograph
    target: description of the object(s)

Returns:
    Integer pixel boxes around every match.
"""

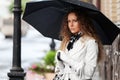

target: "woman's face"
[67,12,81,34]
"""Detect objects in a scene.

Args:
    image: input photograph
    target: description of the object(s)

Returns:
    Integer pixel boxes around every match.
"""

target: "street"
[0,29,60,80]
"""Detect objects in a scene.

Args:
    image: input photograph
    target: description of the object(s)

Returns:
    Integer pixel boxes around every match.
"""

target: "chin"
[71,31,77,34]
[71,32,75,34]
[71,31,75,33]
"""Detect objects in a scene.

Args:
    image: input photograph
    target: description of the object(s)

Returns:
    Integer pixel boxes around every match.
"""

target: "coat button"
[63,65,65,68]
[69,66,72,68]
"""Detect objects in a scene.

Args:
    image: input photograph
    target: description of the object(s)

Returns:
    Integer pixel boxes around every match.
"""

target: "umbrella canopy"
[23,0,120,45]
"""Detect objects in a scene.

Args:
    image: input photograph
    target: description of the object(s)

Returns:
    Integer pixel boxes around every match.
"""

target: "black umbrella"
[23,0,120,45]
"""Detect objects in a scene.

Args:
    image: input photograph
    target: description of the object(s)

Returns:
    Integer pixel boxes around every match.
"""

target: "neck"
[73,31,83,36]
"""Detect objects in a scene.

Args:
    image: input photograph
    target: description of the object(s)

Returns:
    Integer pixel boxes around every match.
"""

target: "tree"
[9,0,30,13]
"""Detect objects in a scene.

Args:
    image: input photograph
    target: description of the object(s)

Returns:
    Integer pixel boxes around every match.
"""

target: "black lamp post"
[8,0,26,80]
[50,38,56,51]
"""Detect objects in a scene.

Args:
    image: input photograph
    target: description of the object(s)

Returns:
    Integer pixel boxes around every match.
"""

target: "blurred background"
[0,0,120,80]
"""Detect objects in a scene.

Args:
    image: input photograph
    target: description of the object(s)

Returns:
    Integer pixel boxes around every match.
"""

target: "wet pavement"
[0,30,60,80]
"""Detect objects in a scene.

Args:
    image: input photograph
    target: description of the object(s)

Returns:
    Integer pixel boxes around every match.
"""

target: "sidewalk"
[0,34,60,80]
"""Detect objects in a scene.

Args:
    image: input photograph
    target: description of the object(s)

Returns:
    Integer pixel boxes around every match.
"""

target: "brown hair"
[59,9,104,62]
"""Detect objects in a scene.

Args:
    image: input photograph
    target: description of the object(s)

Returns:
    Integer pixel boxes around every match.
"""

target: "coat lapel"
[66,37,86,56]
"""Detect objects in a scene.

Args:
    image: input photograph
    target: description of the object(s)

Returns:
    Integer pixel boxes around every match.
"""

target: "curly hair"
[59,9,104,62]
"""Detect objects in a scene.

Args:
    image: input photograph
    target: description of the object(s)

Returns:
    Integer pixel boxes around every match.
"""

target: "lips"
[70,29,76,33]
[70,28,75,31]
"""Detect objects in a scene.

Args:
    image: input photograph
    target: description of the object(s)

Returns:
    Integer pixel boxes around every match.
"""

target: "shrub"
[44,50,56,67]
[9,0,30,13]
[29,50,56,74]
[29,63,46,74]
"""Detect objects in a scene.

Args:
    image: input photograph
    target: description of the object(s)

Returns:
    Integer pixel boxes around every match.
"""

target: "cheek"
[68,23,70,28]
[76,27,80,32]
[75,24,80,30]
[68,25,70,30]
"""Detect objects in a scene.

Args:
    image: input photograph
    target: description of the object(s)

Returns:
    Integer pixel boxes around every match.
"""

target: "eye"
[73,19,78,22]
[67,20,71,23]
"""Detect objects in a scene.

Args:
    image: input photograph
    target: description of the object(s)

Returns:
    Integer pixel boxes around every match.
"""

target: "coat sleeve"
[83,39,98,79]
[54,52,65,73]
[58,50,85,76]
[59,39,98,79]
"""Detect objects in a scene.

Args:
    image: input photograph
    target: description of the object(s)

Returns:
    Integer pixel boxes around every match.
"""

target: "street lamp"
[8,0,26,80]
[50,38,56,51]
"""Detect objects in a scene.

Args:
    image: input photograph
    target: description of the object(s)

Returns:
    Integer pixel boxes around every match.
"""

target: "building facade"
[117,0,120,24]
[100,0,120,24]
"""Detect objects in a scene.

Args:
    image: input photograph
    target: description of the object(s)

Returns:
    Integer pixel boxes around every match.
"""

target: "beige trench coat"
[54,36,100,80]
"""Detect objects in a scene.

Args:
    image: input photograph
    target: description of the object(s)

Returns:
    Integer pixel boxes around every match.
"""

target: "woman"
[53,9,104,80]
